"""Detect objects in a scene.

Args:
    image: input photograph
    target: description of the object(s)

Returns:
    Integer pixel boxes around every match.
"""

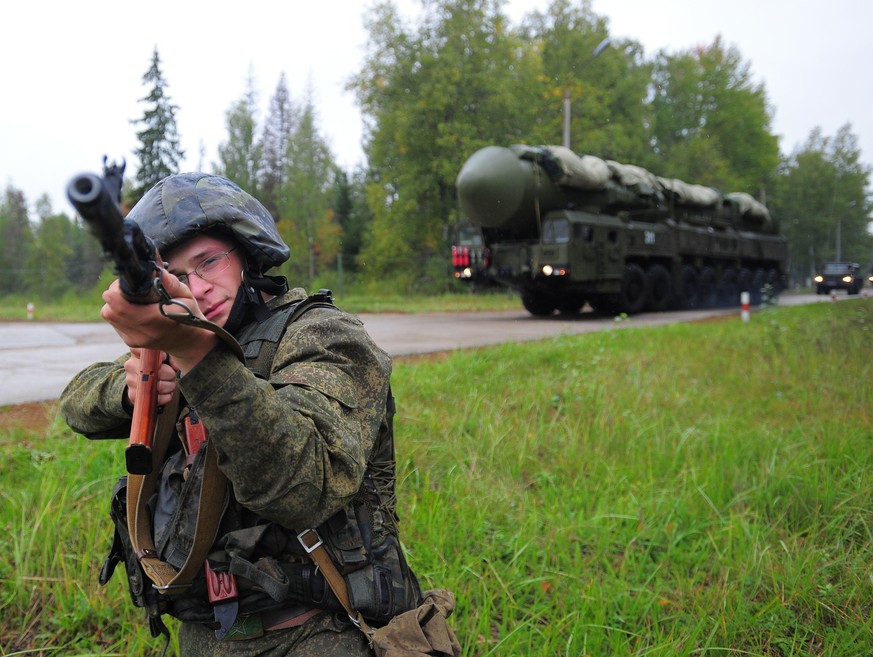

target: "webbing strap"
[126,389,228,594]
[242,292,337,379]
[297,529,374,639]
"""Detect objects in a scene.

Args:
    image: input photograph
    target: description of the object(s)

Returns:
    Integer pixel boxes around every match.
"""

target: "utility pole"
[562,89,572,148]
[831,169,842,262]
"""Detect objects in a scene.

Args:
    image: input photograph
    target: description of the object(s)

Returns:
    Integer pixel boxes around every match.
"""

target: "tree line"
[2,0,871,300]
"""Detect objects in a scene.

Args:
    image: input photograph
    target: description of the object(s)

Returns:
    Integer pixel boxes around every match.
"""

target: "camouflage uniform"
[60,174,407,655]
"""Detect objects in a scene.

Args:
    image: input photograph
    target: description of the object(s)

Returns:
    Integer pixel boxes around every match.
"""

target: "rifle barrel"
[67,173,155,299]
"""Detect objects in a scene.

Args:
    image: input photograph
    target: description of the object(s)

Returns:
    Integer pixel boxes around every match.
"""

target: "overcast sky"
[1,0,868,217]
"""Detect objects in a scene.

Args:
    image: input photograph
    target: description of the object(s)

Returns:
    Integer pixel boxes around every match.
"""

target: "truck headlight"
[541,265,568,277]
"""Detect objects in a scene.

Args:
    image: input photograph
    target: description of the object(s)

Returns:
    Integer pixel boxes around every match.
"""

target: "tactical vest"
[100,291,422,639]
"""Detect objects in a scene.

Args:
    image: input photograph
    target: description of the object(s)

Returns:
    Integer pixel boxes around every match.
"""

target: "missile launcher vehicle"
[455,144,787,316]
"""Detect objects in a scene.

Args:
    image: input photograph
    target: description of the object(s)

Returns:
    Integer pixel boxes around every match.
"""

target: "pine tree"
[278,85,337,284]
[23,210,74,298]
[261,73,298,219]
[216,71,262,195]
[332,167,372,272]
[131,46,184,200]
[0,185,34,294]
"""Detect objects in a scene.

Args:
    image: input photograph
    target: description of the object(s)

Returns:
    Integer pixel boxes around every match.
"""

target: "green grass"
[2,301,871,655]
[0,288,519,321]
[0,295,105,323]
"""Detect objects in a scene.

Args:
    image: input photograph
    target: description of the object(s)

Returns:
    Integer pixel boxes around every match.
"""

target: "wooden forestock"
[126,349,162,475]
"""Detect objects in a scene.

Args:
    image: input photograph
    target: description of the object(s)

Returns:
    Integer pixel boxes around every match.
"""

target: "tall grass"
[2,301,871,656]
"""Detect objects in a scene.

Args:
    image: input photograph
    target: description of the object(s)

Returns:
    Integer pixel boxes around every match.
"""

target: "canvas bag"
[369,588,462,657]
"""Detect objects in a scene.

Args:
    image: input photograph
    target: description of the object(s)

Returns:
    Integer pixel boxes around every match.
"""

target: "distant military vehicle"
[814,262,864,295]
[451,224,491,285]
[455,144,788,316]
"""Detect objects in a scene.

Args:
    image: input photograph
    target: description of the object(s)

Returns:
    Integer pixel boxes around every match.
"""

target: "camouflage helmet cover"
[127,173,289,271]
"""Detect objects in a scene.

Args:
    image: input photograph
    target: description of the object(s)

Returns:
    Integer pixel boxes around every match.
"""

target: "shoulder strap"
[127,390,228,594]
[287,288,336,318]
[243,289,338,379]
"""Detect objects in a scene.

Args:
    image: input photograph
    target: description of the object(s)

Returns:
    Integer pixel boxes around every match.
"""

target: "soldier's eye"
[198,255,223,273]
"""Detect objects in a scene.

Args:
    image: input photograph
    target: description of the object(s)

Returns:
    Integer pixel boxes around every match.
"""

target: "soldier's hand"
[102,273,218,375]
[124,348,178,408]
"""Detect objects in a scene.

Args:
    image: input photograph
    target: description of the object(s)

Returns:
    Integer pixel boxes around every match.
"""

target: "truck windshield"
[542,218,570,244]
[456,226,484,247]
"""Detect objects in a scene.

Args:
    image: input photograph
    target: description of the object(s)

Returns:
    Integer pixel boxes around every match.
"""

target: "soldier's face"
[166,235,244,328]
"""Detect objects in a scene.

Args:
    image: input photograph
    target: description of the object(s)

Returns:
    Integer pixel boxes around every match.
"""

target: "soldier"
[61,173,422,656]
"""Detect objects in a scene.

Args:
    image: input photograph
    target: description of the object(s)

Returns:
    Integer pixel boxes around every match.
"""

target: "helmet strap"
[224,270,289,334]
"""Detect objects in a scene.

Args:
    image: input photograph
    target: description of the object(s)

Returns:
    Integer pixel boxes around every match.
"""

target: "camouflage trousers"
[179,611,372,657]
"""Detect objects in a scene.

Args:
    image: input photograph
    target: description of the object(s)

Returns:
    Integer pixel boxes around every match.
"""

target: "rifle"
[70,163,244,638]
[67,159,163,475]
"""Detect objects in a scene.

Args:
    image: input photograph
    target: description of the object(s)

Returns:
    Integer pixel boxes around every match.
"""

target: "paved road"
[0,292,859,406]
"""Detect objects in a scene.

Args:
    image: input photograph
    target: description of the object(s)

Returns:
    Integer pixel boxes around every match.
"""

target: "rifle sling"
[162,306,246,364]
[127,388,228,594]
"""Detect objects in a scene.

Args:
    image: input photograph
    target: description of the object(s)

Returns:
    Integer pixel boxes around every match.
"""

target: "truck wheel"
[750,269,766,305]
[699,267,718,308]
[619,264,649,314]
[718,268,739,306]
[737,268,752,295]
[645,264,672,312]
[765,269,781,295]
[521,292,556,316]
[680,266,700,309]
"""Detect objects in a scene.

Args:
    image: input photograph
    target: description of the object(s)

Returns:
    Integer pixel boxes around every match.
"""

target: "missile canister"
[456,145,568,237]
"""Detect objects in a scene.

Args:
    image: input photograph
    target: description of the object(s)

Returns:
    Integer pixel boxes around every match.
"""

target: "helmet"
[127,173,289,272]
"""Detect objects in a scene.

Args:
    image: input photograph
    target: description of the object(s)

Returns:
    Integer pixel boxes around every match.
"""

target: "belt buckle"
[296,529,323,553]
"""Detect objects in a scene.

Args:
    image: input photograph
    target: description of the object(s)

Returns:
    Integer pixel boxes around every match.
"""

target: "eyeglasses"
[176,247,238,286]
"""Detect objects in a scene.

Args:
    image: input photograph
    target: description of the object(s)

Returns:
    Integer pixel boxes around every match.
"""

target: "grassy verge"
[0,289,520,322]
[2,301,871,655]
